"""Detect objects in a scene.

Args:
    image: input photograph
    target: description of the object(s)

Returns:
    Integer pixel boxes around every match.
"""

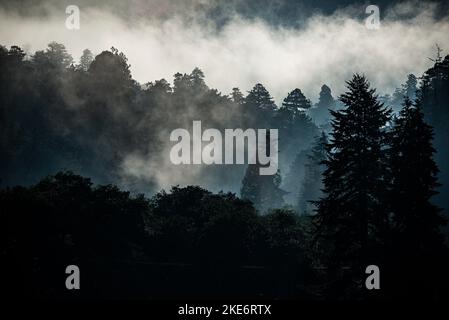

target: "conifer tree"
[78,49,93,72]
[189,67,208,92]
[282,88,311,114]
[310,85,336,125]
[387,97,448,298]
[274,88,317,181]
[419,55,449,219]
[231,87,244,105]
[389,97,446,249]
[402,74,417,100]
[313,74,391,284]
[241,131,285,213]
[244,83,277,128]
[245,83,276,110]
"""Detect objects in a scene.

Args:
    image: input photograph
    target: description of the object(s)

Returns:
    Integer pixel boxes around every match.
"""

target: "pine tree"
[298,132,327,215]
[189,67,208,92]
[282,88,311,114]
[278,88,313,134]
[245,83,276,110]
[390,87,405,111]
[402,74,417,100]
[310,85,336,125]
[389,97,446,248]
[244,83,277,128]
[387,97,448,298]
[78,49,93,71]
[419,54,449,234]
[231,87,244,105]
[173,72,190,94]
[241,131,285,213]
[274,88,318,208]
[313,74,391,289]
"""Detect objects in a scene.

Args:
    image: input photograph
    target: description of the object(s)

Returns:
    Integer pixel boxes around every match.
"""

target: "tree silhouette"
[78,48,93,71]
[245,83,276,110]
[274,88,318,195]
[402,74,417,100]
[231,87,245,105]
[420,55,449,225]
[310,84,336,125]
[386,97,449,298]
[282,88,311,113]
[389,97,446,246]
[313,74,391,297]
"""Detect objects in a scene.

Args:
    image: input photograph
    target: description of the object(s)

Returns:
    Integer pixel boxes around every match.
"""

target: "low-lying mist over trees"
[1,42,449,216]
[2,39,449,299]
[0,42,321,205]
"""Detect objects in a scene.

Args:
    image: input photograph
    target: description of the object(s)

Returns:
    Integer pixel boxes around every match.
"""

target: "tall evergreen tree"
[231,87,244,105]
[275,88,313,133]
[244,83,277,128]
[189,67,208,92]
[245,83,276,110]
[389,97,446,248]
[387,97,448,298]
[78,48,93,71]
[282,88,311,114]
[274,88,318,207]
[402,74,417,101]
[310,84,336,125]
[241,132,286,213]
[419,55,449,222]
[313,75,391,293]
[173,72,190,94]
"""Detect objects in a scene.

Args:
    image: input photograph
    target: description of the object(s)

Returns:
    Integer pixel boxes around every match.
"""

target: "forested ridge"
[1,43,449,299]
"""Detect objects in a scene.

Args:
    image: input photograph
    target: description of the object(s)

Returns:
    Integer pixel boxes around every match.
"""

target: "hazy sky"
[1,0,448,103]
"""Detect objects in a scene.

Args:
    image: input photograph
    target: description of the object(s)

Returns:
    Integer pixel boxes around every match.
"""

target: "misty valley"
[1,0,449,303]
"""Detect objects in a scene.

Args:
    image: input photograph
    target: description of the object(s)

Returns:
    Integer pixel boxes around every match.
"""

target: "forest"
[1,42,449,300]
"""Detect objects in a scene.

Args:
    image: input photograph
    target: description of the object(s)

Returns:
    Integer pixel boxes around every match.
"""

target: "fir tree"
[241,131,286,213]
[231,87,244,105]
[189,67,208,92]
[244,83,277,127]
[245,83,276,109]
[282,88,311,114]
[313,74,391,290]
[78,49,93,72]
[389,97,446,248]
[310,84,336,125]
[402,74,417,101]
[387,97,448,298]
[419,54,449,232]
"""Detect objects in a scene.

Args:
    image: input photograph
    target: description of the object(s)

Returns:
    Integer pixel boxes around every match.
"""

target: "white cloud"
[0,2,447,103]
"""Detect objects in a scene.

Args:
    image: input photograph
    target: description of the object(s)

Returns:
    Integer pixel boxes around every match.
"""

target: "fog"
[1,0,448,103]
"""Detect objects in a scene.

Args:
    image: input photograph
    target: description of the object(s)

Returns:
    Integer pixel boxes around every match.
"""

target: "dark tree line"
[0,42,322,210]
[313,75,448,299]
[1,172,315,299]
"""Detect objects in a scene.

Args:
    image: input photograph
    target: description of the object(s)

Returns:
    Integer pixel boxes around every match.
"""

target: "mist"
[2,0,449,195]
[1,0,448,104]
